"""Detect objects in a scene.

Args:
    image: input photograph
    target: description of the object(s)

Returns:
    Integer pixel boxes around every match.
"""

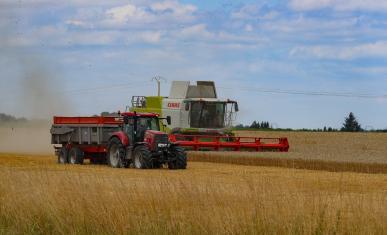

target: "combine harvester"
[130,81,289,152]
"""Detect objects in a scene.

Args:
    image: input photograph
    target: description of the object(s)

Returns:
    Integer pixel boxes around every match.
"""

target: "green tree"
[341,112,363,132]
[250,121,257,128]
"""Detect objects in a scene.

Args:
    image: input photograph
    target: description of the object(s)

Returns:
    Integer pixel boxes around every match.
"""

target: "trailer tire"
[69,147,84,164]
[108,137,127,168]
[58,147,68,164]
[168,146,187,170]
[133,145,152,169]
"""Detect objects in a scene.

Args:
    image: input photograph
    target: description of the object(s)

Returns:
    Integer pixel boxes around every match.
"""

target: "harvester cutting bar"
[169,135,289,152]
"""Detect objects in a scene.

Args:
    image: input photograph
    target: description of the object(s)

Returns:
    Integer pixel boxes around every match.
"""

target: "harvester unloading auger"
[130,81,289,152]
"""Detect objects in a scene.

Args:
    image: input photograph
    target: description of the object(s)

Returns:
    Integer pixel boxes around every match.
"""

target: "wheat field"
[234,131,387,163]
[0,153,386,235]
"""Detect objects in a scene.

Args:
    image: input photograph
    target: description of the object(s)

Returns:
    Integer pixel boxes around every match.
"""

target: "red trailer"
[51,112,187,169]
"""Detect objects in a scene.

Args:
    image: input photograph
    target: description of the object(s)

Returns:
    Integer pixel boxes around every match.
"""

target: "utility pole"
[152,76,166,97]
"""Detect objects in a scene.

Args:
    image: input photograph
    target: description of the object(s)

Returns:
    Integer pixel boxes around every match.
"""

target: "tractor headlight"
[157,143,168,148]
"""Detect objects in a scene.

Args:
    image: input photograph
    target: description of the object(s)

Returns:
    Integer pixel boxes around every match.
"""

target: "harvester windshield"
[190,102,225,128]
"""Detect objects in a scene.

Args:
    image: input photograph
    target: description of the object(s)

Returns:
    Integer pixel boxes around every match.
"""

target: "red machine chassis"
[169,134,289,152]
[53,115,289,153]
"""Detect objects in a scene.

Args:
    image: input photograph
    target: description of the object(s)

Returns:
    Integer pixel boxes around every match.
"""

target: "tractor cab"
[121,112,170,144]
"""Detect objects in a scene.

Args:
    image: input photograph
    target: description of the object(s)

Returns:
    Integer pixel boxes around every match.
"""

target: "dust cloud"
[0,121,52,155]
[18,58,71,119]
[0,14,71,155]
[0,58,72,155]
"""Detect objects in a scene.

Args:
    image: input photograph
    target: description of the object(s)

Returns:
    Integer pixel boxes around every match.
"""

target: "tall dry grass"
[188,152,387,174]
[235,131,387,164]
[0,154,386,234]
[186,131,387,173]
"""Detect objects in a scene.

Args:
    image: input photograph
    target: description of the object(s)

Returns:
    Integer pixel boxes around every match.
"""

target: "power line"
[217,86,387,99]
[60,81,153,95]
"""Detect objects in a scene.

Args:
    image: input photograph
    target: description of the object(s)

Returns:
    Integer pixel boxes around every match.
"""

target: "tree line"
[0,113,27,123]
[234,112,387,132]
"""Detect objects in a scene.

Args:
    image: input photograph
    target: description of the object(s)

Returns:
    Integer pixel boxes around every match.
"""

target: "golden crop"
[0,152,386,234]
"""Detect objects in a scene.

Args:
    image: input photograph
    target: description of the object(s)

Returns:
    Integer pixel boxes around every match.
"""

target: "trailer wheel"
[69,147,84,164]
[58,147,68,164]
[133,145,152,169]
[168,146,187,170]
[108,137,127,168]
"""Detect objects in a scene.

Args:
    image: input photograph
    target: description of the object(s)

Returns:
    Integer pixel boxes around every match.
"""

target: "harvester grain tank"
[50,112,187,169]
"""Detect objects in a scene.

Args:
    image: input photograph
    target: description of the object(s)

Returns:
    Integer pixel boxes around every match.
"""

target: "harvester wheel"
[168,146,187,170]
[69,147,84,164]
[107,137,127,168]
[133,145,152,169]
[58,147,68,164]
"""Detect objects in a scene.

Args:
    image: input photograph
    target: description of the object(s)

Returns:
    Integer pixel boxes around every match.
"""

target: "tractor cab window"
[137,117,160,131]
[136,117,160,141]
[190,102,225,128]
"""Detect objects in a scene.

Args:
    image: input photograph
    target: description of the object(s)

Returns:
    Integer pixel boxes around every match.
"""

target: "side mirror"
[166,116,171,125]
[234,103,239,112]
[123,116,129,124]
[185,102,189,111]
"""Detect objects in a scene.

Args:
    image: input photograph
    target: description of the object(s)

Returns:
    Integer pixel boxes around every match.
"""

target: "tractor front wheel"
[133,145,152,169]
[168,146,187,170]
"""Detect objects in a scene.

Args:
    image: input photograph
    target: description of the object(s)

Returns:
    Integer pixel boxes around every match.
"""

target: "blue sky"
[0,0,387,129]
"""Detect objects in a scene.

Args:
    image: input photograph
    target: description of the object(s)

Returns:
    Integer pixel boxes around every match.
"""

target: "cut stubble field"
[0,153,386,234]
[0,130,386,234]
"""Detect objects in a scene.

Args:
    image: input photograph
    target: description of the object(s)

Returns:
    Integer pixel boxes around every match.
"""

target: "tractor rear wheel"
[108,137,128,168]
[168,146,187,170]
[69,147,84,164]
[133,145,152,169]
[58,147,68,164]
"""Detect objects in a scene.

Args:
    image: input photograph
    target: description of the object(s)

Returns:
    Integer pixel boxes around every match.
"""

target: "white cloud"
[289,0,387,11]
[231,4,261,19]
[245,24,253,32]
[104,4,151,25]
[231,4,279,21]
[290,41,387,60]
[150,1,196,18]
[178,24,214,40]
[127,31,162,44]
[67,1,197,29]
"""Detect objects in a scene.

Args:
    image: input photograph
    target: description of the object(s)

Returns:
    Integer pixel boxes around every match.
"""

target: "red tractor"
[50,112,187,169]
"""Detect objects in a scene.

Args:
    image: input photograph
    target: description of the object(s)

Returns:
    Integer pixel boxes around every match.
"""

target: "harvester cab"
[130,81,239,135]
